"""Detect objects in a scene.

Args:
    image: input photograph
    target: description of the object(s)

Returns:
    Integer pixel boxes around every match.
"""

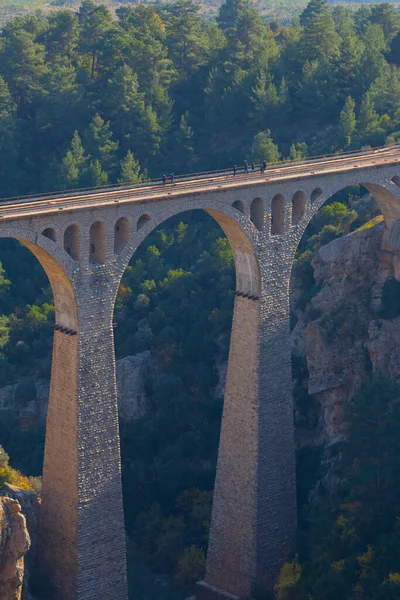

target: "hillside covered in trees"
[0,0,400,195]
[1,0,400,598]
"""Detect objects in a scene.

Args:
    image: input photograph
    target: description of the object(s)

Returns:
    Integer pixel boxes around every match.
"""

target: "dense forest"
[0,0,400,598]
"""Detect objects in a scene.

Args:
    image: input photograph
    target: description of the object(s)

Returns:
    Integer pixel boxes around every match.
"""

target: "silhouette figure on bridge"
[244,160,249,174]
[162,174,167,185]
[233,165,237,175]
[169,172,175,183]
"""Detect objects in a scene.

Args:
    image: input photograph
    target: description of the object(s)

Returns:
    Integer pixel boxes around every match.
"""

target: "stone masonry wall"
[39,330,79,599]
[203,295,260,598]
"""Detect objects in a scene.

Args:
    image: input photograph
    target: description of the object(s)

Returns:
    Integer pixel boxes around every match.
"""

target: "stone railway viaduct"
[2,148,400,600]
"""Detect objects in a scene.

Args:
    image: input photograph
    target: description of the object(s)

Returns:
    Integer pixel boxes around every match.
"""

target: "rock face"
[291,218,399,446]
[0,496,31,600]
[0,351,153,427]
[116,352,152,421]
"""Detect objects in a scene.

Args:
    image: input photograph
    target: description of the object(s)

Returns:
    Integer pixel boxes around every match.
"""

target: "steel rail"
[0,144,398,207]
[0,146,398,219]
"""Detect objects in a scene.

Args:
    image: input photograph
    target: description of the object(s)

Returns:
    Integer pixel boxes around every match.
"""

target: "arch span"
[0,228,78,330]
[116,204,260,299]
[112,204,261,597]
[292,180,400,254]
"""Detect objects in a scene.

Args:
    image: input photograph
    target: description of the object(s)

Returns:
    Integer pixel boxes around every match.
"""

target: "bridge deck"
[0,147,399,221]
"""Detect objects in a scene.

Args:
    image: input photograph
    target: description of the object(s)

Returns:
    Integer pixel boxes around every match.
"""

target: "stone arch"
[291,191,305,226]
[64,224,80,261]
[111,202,260,596]
[42,227,56,242]
[0,225,78,330]
[271,194,285,235]
[305,181,398,237]
[115,202,260,303]
[89,221,106,264]
[250,197,264,231]
[291,178,400,271]
[137,214,151,231]
[391,175,400,187]
[311,188,323,203]
[114,217,130,254]
[232,200,245,214]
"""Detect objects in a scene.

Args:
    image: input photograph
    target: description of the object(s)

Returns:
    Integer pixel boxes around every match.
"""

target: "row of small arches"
[41,214,152,264]
[232,188,323,234]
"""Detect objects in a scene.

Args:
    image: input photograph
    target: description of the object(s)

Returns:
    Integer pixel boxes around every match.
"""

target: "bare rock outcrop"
[291,218,398,445]
[368,317,400,380]
[0,351,153,427]
[116,351,152,421]
[0,496,31,600]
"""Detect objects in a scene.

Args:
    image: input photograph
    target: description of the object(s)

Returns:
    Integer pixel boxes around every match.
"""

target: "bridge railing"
[0,144,397,205]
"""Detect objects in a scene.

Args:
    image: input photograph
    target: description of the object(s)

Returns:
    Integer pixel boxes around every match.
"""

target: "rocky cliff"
[0,496,31,600]
[291,217,400,447]
[0,350,153,427]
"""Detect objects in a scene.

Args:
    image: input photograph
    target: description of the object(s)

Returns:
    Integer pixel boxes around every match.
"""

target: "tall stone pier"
[196,238,296,600]
[0,149,398,599]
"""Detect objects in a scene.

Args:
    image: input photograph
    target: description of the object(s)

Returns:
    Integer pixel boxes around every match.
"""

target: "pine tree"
[80,159,108,187]
[288,142,309,161]
[357,92,382,145]
[70,130,85,167]
[84,113,118,173]
[172,112,195,172]
[118,150,141,184]
[301,0,341,63]
[56,131,85,189]
[217,0,250,34]
[249,130,280,164]
[300,0,326,26]
[57,150,79,189]
[338,96,356,148]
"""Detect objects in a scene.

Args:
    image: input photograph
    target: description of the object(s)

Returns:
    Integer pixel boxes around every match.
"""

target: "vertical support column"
[197,263,296,599]
[75,272,128,600]
[40,330,79,599]
[39,268,128,600]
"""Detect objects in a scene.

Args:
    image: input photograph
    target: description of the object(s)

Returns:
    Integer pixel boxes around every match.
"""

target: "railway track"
[0,145,399,221]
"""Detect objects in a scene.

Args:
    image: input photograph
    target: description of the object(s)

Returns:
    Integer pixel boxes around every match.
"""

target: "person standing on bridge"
[244,160,249,174]
[262,159,267,172]
[162,174,167,185]
[251,162,255,172]
[170,172,175,183]
[233,165,237,175]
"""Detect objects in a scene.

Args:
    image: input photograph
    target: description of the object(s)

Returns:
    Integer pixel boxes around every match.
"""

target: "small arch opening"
[311,188,323,203]
[89,221,106,264]
[42,228,56,242]
[64,224,80,261]
[292,191,306,226]
[271,194,285,235]
[232,200,245,214]
[137,214,151,231]
[114,217,130,254]
[250,198,264,231]
[391,176,400,188]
